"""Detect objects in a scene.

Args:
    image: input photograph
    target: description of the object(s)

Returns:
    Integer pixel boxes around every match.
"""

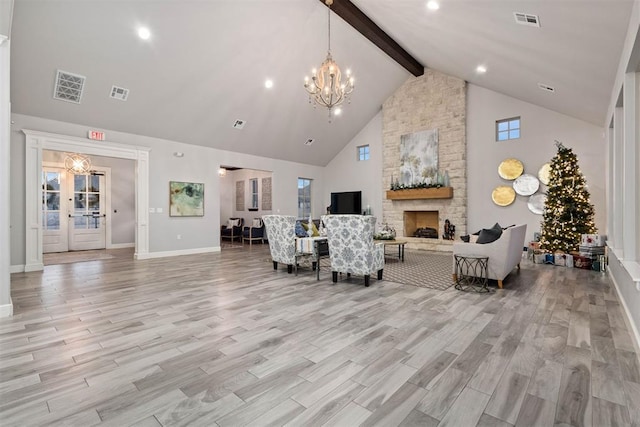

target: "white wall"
[10,113,325,265]
[324,111,383,222]
[42,150,135,245]
[466,84,606,243]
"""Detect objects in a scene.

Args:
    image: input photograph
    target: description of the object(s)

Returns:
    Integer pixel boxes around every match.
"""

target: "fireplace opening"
[404,211,439,238]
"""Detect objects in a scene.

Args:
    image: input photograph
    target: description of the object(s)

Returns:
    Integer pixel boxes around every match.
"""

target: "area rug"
[380,249,455,291]
[261,247,455,291]
[44,250,116,265]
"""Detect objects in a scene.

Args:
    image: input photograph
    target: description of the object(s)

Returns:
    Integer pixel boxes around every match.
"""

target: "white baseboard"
[24,263,44,272]
[10,265,25,273]
[0,300,13,317]
[107,243,135,249]
[608,269,640,356]
[135,246,220,260]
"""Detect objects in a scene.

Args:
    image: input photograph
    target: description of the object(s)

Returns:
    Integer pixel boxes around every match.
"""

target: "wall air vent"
[514,12,540,27]
[304,138,314,146]
[537,83,555,93]
[110,85,129,101]
[53,70,86,104]
[232,119,246,129]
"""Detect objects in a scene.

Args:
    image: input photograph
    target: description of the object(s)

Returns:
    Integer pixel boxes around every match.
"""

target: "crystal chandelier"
[304,0,354,117]
[64,153,91,175]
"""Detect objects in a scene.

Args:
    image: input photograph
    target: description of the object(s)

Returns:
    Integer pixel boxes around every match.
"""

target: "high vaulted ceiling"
[10,0,634,166]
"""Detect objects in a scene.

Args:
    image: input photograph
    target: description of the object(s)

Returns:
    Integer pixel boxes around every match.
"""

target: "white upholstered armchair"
[321,215,384,287]
[262,215,296,274]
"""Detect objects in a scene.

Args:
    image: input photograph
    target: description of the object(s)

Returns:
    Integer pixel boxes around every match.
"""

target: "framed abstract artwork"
[169,181,204,217]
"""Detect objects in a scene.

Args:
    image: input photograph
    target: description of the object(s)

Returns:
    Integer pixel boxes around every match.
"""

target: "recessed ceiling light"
[426,1,440,11]
[476,65,487,74]
[137,27,151,40]
[265,79,274,89]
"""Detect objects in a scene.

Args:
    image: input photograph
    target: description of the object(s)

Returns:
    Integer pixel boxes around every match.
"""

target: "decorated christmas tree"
[540,141,597,253]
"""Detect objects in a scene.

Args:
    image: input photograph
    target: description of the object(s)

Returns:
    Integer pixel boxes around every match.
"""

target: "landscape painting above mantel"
[399,129,438,186]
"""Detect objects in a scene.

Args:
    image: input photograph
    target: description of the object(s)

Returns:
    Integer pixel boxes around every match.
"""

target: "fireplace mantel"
[386,187,454,200]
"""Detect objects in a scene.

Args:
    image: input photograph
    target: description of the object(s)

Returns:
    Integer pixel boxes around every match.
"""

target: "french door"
[42,167,68,253]
[42,167,107,253]
[69,173,106,251]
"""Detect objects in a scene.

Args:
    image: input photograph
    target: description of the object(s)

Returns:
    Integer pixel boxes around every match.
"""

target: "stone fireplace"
[381,69,467,252]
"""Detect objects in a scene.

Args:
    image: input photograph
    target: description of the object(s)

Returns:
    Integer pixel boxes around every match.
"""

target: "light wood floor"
[2,246,639,426]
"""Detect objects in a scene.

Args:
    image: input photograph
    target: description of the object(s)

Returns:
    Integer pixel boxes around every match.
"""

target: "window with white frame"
[357,145,370,161]
[250,178,258,209]
[496,117,521,141]
[298,178,311,219]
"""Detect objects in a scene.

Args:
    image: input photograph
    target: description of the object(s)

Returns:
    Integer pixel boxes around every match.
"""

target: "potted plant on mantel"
[387,172,453,200]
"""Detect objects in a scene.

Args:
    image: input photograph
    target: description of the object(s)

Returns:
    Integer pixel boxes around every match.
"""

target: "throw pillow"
[470,234,479,243]
[310,222,320,237]
[252,218,262,228]
[295,221,307,237]
[477,223,503,244]
[227,219,236,229]
[460,235,470,243]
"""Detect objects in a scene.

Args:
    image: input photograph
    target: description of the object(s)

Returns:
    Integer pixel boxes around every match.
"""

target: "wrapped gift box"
[574,255,592,270]
[534,253,546,264]
[554,253,566,266]
[579,245,606,259]
[581,234,606,247]
[565,254,574,268]
[544,254,555,264]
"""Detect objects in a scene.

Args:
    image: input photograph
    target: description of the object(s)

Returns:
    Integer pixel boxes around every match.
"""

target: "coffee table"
[376,239,406,262]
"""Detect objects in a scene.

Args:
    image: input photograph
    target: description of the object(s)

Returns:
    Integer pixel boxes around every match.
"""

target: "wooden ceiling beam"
[322,0,424,77]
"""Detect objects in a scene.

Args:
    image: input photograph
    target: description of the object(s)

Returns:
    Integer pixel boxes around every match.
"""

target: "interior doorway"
[24,129,150,272]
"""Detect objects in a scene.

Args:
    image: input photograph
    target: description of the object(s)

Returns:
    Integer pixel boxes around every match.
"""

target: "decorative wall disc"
[528,193,546,215]
[498,158,524,180]
[492,186,516,206]
[538,163,551,185]
[513,174,540,196]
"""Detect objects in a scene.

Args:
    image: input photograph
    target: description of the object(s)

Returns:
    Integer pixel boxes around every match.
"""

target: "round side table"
[454,254,490,293]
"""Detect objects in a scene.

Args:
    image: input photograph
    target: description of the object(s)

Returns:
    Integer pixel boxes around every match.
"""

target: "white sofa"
[452,224,527,289]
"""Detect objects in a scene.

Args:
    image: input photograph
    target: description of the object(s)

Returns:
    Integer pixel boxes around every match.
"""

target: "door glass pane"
[47,193,60,210]
[46,213,60,230]
[46,172,60,190]
[74,216,87,228]
[89,175,100,192]
[74,194,86,209]
[89,216,101,229]
[74,175,87,192]
[88,194,100,210]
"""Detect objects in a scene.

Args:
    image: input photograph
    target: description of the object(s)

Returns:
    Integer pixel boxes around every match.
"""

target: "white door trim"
[24,129,150,271]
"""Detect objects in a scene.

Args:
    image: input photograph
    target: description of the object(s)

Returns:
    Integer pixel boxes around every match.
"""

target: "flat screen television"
[330,191,362,214]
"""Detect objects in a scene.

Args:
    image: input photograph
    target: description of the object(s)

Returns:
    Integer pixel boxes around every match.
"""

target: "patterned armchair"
[242,218,265,246]
[321,215,384,287]
[262,215,296,273]
[221,217,244,242]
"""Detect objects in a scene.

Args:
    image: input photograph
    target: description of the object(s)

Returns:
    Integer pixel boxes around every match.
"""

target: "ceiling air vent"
[53,70,86,104]
[232,119,246,130]
[110,85,129,101]
[304,138,314,146]
[514,12,540,27]
[538,83,555,93]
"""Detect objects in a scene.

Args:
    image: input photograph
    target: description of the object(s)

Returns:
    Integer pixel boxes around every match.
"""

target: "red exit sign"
[87,130,105,141]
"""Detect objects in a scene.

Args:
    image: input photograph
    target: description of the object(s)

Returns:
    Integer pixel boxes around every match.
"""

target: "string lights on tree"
[539,141,597,253]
